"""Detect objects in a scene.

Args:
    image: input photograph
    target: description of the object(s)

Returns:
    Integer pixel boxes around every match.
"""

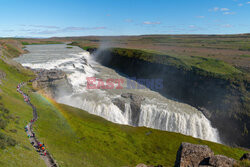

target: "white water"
[14,44,221,143]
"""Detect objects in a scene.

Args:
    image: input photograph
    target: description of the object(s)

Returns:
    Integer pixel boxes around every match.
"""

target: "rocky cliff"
[89,47,250,148]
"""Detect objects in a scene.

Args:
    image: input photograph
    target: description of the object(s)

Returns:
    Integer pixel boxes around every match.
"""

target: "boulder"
[175,143,237,167]
[175,142,214,167]
[240,153,250,161]
[112,93,144,126]
[209,155,236,167]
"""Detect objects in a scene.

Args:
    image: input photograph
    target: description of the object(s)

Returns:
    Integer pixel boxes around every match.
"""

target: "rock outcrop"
[175,142,214,167]
[240,153,250,161]
[175,142,236,167]
[32,69,72,98]
[209,155,235,167]
[112,93,144,126]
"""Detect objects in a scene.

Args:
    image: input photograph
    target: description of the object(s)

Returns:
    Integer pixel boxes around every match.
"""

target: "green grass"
[104,47,242,78]
[0,59,46,167]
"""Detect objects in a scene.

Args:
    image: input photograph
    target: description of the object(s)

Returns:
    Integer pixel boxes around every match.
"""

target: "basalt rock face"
[112,93,145,126]
[92,48,250,148]
[32,69,72,98]
[175,143,236,167]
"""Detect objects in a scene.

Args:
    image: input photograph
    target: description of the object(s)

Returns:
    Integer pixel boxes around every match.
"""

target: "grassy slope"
[0,59,46,167]
[32,93,247,167]
[0,41,248,167]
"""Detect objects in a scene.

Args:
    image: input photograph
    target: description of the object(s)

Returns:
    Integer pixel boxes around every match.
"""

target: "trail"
[17,78,58,167]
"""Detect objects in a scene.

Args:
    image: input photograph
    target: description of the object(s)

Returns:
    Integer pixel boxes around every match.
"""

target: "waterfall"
[14,44,221,143]
[139,104,220,142]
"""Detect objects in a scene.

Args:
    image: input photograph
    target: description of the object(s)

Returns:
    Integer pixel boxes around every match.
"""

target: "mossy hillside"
[1,44,22,58]
[0,59,45,167]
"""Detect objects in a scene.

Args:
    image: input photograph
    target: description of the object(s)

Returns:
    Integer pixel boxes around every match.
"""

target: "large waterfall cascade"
[14,44,221,143]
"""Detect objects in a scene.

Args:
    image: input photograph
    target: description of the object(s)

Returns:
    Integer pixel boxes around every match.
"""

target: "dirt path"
[17,79,58,167]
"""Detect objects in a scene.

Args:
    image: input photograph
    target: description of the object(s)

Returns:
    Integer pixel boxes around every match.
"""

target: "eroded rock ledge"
[32,69,72,98]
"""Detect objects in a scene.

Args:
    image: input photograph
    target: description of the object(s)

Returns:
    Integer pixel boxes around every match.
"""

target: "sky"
[0,0,250,37]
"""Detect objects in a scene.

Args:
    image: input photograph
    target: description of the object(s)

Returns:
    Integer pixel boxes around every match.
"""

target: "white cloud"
[223,12,236,15]
[143,21,161,25]
[222,24,232,28]
[20,26,106,35]
[196,16,205,18]
[21,25,60,29]
[247,2,250,4]
[220,8,229,11]
[189,25,196,28]
[238,3,243,6]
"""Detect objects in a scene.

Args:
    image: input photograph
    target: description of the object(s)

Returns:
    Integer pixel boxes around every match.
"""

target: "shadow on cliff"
[90,47,250,148]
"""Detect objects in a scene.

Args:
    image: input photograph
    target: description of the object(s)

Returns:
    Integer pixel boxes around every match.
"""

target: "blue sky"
[0,0,250,37]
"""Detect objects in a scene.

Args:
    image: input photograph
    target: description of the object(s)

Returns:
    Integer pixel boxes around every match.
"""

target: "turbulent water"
[14,44,221,143]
